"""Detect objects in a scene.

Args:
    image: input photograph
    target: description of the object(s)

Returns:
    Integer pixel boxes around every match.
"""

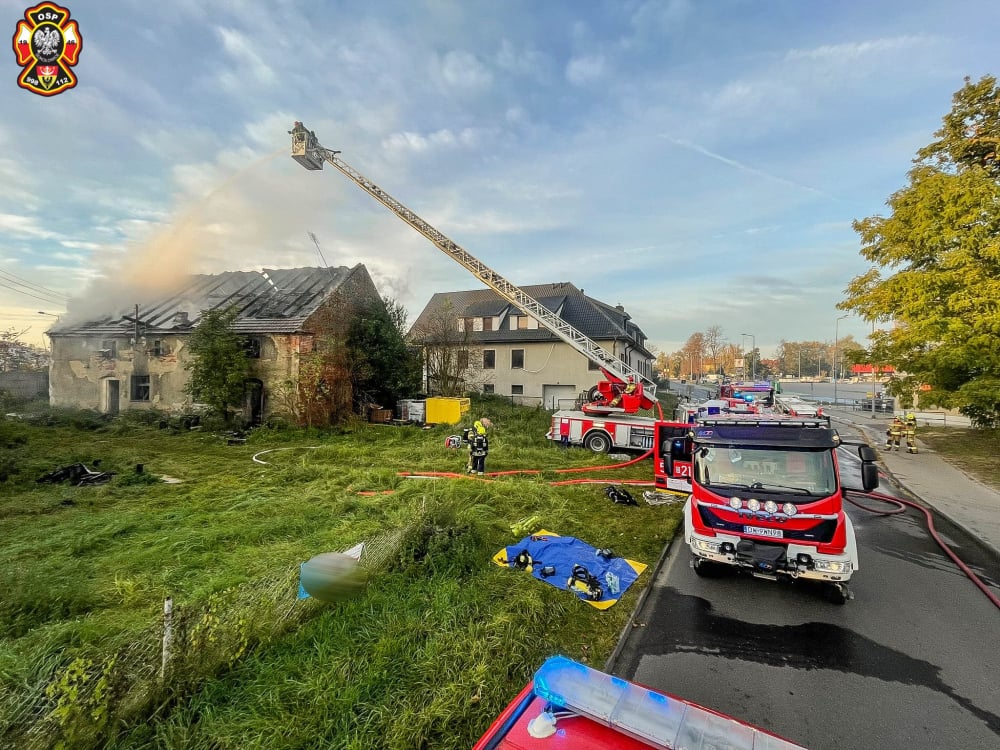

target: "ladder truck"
[289,123,692,492]
[289,122,676,424]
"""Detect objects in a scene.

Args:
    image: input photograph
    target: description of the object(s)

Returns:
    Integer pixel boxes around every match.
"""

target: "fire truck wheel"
[691,557,725,577]
[584,432,611,454]
[826,582,849,605]
[587,385,602,403]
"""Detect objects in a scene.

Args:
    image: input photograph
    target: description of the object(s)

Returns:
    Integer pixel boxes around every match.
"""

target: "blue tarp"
[494,531,646,609]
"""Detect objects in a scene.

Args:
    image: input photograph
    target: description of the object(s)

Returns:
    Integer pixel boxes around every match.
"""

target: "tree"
[0,327,48,372]
[183,306,251,422]
[703,325,726,375]
[681,332,705,379]
[347,296,422,409]
[409,298,489,396]
[840,75,1000,426]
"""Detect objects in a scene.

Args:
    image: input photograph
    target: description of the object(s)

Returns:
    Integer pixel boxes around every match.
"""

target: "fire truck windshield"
[693,446,836,497]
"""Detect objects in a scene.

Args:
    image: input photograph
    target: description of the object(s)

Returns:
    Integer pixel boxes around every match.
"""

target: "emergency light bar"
[697,418,829,428]
[531,656,807,749]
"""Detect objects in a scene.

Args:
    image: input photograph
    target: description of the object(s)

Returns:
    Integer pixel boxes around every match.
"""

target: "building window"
[243,338,261,358]
[588,359,600,370]
[130,374,150,401]
[150,339,166,356]
[518,316,528,330]
[511,349,524,369]
[511,385,524,395]
[100,339,117,359]
[483,349,496,369]
[458,350,469,370]
[483,384,495,394]
[482,317,494,331]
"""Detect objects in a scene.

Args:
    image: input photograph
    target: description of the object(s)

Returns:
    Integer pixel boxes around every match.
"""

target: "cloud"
[495,39,549,79]
[214,26,280,94]
[566,54,606,86]
[438,50,493,91]
[0,213,62,240]
[381,127,491,155]
[629,0,693,35]
[785,35,931,62]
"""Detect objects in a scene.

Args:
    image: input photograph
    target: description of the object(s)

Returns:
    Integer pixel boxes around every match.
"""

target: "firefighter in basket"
[609,377,638,408]
[885,415,904,452]
[904,413,918,454]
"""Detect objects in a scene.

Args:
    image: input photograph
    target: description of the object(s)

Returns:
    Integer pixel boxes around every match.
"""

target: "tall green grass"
[1,399,680,749]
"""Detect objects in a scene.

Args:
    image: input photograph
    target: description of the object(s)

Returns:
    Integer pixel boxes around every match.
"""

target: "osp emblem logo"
[12,2,81,96]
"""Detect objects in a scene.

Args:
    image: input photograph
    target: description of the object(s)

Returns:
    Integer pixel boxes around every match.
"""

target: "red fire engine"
[678,416,879,604]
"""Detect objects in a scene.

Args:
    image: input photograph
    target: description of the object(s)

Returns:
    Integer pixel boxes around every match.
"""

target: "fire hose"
[845,486,1000,611]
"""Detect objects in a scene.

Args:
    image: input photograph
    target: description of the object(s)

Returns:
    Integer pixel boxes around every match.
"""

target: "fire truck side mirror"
[861,463,879,492]
[857,445,876,462]
[857,445,879,492]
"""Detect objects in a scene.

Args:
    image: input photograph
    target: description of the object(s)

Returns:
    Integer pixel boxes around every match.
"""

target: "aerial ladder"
[290,122,658,416]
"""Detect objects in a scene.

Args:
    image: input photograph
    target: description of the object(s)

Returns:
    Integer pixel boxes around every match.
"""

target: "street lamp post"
[833,314,849,407]
[740,333,756,380]
[870,318,878,419]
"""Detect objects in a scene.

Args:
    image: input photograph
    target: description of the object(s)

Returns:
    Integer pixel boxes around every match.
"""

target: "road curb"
[604,516,682,674]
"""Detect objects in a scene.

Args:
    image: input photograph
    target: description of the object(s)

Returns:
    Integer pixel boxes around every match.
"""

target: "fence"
[0,370,48,401]
[851,398,895,414]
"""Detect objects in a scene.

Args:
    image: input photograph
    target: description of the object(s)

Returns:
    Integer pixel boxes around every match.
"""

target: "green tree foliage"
[841,75,1000,427]
[347,296,422,408]
[183,306,251,422]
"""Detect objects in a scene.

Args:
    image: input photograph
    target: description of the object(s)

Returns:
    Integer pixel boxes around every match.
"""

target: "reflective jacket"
[470,434,489,457]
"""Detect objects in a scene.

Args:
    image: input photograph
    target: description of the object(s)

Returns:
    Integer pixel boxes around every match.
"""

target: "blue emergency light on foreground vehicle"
[473,655,808,749]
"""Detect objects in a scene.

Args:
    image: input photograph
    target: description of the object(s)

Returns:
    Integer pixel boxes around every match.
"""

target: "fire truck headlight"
[746,498,761,512]
[782,503,797,516]
[763,500,778,514]
[729,497,743,510]
[693,539,722,554]
[814,560,853,574]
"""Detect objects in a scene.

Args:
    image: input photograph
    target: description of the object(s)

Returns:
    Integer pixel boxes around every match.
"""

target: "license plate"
[743,525,783,539]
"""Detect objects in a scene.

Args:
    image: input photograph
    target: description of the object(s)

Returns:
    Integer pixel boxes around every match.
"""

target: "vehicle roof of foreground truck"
[692,417,841,449]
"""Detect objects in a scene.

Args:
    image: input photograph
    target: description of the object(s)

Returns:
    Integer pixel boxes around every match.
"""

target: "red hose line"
[847,488,1000,610]
[549,479,655,487]
[552,448,654,474]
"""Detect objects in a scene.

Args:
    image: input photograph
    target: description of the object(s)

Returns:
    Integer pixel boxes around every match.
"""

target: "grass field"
[917,426,1000,493]
[0,398,679,749]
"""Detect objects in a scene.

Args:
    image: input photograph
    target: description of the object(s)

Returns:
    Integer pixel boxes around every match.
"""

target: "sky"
[1,0,997,357]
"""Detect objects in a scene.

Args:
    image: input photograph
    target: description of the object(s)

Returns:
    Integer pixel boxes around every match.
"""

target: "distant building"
[409,282,653,408]
[46,265,381,423]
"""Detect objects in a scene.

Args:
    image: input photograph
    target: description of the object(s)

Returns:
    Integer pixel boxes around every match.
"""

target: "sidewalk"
[828,406,1000,560]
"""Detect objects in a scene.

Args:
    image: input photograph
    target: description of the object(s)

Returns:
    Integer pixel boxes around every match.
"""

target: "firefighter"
[885,416,904,452]
[904,413,918,454]
[610,377,638,407]
[468,418,491,475]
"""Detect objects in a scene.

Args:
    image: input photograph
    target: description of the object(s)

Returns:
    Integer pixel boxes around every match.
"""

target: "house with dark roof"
[409,282,654,408]
[45,265,381,422]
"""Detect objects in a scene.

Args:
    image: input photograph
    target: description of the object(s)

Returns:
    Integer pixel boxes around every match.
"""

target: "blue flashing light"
[531,656,808,749]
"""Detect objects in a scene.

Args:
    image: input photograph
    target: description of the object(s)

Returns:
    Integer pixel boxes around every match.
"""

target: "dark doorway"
[106,380,120,415]
[244,379,264,426]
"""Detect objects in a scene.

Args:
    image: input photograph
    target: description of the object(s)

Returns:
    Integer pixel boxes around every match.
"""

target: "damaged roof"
[47,266,364,338]
[409,281,651,354]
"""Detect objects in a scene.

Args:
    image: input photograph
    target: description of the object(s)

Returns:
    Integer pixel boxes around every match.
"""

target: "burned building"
[45,265,382,423]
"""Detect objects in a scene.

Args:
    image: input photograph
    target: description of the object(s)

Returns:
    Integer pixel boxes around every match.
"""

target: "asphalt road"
[609,422,1000,750]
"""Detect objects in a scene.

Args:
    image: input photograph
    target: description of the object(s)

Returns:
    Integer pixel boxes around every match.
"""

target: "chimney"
[173,311,190,326]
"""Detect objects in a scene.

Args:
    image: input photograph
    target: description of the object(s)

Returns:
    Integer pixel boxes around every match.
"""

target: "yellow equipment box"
[425,397,471,424]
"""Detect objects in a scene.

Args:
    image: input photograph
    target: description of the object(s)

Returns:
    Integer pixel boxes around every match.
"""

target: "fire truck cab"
[678,416,879,604]
[652,421,694,495]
